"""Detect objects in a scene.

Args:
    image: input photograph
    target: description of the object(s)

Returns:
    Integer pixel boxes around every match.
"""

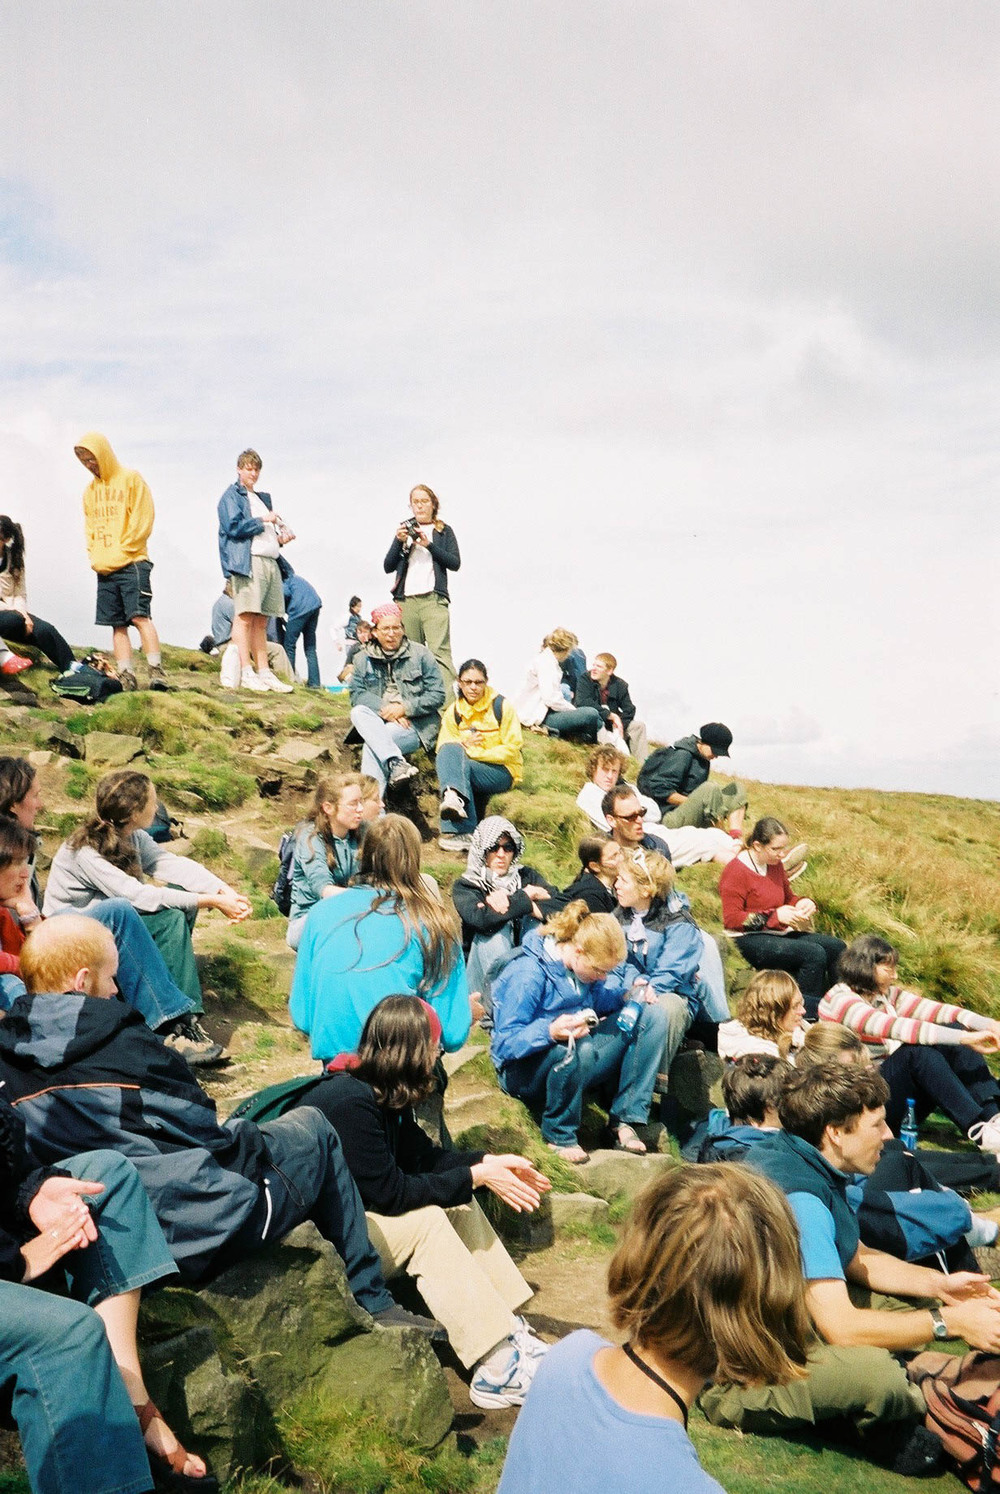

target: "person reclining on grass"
[637,723,747,832]
[578,748,738,868]
[0,917,441,1339]
[700,1060,1000,1469]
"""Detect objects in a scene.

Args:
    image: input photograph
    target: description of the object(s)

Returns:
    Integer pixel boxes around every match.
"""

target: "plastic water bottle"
[617,979,649,1038]
[900,1098,919,1152]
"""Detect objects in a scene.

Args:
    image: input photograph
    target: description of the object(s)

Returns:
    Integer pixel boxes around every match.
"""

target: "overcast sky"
[2,2,998,798]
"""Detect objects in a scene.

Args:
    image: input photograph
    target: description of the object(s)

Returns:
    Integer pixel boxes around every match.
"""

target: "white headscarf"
[464,816,524,895]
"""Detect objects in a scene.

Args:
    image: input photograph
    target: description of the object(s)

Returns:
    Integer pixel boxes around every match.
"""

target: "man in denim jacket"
[348,603,445,794]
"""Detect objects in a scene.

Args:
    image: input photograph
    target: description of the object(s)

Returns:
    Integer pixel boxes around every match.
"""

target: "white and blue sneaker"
[469,1338,540,1409]
[513,1317,550,1360]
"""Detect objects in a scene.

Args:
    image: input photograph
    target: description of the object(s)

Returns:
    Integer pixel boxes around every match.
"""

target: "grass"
[198,937,284,1010]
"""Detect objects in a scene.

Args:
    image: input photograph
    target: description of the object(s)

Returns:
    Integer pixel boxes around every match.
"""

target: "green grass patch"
[150,756,256,810]
[63,760,96,799]
[188,828,230,861]
[198,939,281,1008]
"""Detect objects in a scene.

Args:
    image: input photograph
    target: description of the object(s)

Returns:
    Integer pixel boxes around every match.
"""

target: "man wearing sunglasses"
[602,785,670,860]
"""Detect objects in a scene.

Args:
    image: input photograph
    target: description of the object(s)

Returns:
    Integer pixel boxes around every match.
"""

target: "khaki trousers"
[399,593,455,691]
[364,1198,532,1368]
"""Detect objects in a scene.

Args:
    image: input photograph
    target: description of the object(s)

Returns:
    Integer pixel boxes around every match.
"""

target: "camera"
[401,517,421,542]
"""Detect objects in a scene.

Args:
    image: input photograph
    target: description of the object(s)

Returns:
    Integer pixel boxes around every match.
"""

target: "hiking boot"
[969,1117,1000,1156]
[470,1341,540,1409]
[387,758,419,790]
[258,668,293,694]
[240,665,270,693]
[437,834,473,854]
[0,655,33,675]
[161,1016,226,1067]
[439,787,467,823]
[148,664,170,692]
[119,668,138,692]
[372,1304,448,1342]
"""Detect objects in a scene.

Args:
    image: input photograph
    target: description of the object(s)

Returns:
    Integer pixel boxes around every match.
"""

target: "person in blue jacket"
[290,814,471,1061]
[216,448,293,694]
[490,901,667,1162]
[276,555,323,688]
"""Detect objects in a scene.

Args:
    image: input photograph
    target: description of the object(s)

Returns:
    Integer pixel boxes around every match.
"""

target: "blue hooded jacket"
[490,928,626,1068]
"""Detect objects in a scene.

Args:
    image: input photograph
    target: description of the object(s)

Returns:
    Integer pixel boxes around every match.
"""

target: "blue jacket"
[616,892,704,1002]
[277,557,322,620]
[490,928,626,1068]
[289,885,471,1061]
[289,824,361,922]
[217,481,272,579]
[348,639,446,751]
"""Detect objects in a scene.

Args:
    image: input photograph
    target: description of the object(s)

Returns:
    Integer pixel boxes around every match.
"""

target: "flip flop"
[546,1141,588,1164]
[137,1401,218,1493]
[613,1124,647,1154]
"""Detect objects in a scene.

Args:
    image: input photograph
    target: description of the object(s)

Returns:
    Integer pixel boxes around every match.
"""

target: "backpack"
[50,662,123,705]
[909,1351,1000,1491]
[271,829,296,916]
[231,1072,329,1122]
[147,801,182,844]
[452,695,504,729]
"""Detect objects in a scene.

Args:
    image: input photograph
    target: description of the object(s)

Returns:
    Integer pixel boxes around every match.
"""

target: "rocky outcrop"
[83,731,145,765]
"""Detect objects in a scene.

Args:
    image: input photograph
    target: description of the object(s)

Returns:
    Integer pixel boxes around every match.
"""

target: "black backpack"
[271,829,296,916]
[452,695,504,729]
[50,662,122,705]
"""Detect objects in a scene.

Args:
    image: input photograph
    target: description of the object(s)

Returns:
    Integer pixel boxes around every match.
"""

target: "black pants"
[0,610,74,672]
[735,931,846,1018]
[880,1043,1000,1137]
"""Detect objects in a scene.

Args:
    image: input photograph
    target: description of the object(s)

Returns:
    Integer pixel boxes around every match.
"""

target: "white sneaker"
[241,666,270,693]
[258,668,294,693]
[469,1341,539,1409]
[513,1317,550,1360]
[969,1117,1000,1155]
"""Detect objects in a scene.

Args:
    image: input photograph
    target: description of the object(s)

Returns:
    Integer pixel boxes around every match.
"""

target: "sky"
[2,1,998,799]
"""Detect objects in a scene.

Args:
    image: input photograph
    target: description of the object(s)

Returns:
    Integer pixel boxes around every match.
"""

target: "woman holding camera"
[383,485,460,690]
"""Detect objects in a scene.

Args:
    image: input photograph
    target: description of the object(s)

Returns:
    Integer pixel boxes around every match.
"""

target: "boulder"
[44,722,82,758]
[574,1150,676,1203]
[199,1223,452,1449]
[668,1049,725,1120]
[27,751,55,768]
[83,731,144,765]
[273,738,330,765]
[166,788,205,811]
[549,1192,610,1230]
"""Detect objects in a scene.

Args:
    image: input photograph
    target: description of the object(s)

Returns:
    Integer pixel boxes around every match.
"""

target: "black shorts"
[95,560,154,627]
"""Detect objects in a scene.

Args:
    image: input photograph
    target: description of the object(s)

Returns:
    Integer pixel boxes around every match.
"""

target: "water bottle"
[617,979,649,1038]
[900,1098,919,1152]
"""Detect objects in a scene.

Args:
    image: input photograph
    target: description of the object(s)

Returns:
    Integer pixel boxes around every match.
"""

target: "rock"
[273,738,330,765]
[141,1326,283,1486]
[83,731,144,765]
[574,1149,676,1203]
[549,1192,610,1230]
[0,705,30,725]
[243,843,277,876]
[166,789,205,811]
[198,1223,452,1448]
[44,722,82,758]
[668,1049,725,1120]
[27,750,55,767]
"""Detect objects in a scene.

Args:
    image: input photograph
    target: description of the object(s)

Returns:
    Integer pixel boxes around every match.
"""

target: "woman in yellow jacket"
[436,659,523,852]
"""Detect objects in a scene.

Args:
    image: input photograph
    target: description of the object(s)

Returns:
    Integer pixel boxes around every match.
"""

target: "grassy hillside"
[3,642,1000,1494]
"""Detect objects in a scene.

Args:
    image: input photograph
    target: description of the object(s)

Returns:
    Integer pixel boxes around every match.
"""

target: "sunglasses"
[489,840,517,855]
[613,809,645,823]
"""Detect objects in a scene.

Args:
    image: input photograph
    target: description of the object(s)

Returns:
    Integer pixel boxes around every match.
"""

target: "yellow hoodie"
[435,685,524,783]
[77,432,155,573]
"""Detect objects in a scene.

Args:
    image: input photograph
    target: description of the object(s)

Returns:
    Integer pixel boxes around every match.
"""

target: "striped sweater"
[818,982,993,1058]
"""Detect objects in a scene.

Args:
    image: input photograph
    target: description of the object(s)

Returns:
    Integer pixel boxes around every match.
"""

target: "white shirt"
[249,494,280,558]
[403,527,435,596]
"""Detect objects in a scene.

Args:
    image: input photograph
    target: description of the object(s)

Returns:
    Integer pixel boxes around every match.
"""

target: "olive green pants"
[661,779,748,829]
[139,906,202,1010]
[399,593,455,692]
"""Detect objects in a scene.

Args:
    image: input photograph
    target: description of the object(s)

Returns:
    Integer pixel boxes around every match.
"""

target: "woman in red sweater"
[719,816,844,1020]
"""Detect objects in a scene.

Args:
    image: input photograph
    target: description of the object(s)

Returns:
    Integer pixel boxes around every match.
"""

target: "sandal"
[547,1141,588,1164]
[137,1401,218,1493]
[613,1124,647,1155]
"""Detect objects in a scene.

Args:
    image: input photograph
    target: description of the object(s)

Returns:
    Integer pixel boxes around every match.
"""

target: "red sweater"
[0,908,24,974]
[719,855,799,933]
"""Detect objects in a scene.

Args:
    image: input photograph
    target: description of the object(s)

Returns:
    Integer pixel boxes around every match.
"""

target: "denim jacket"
[349,639,446,750]
[218,481,272,579]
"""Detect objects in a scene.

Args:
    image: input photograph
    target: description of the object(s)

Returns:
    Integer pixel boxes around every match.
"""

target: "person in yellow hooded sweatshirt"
[74,434,168,692]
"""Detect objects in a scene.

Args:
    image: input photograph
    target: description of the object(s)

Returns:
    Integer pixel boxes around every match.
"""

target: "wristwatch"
[930,1307,949,1341]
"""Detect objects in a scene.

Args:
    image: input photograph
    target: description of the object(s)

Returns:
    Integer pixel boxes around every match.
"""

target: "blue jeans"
[284,607,322,688]
[692,932,730,1023]
[736,932,846,1019]
[881,1045,1000,1137]
[68,900,194,1029]
[466,923,523,1027]
[435,743,513,834]
[500,1006,668,1147]
[542,706,602,743]
[350,705,421,794]
[218,1107,394,1316]
[58,1150,178,1305]
[0,1283,153,1494]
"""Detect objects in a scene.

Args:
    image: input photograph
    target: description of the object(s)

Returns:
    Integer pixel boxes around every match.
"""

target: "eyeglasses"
[489,841,516,855]
[613,809,645,823]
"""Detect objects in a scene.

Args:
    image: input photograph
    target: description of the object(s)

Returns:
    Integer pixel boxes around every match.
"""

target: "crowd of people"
[1,443,998,1493]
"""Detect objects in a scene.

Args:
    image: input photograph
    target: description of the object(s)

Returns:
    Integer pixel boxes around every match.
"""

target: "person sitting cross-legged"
[435,657,523,854]
[701,1061,1000,1468]
[348,603,445,796]
[286,772,366,951]
[0,917,440,1339]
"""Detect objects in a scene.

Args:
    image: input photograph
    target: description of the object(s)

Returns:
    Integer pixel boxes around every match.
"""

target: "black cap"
[698,722,733,757]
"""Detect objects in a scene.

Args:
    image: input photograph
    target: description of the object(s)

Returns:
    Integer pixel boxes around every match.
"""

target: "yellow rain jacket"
[435,685,524,784]
[77,432,154,574]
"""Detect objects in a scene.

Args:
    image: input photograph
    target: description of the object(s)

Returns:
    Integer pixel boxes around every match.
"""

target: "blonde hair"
[586,745,624,781]
[21,916,116,996]
[542,627,578,655]
[540,900,625,970]
[738,970,801,1059]
[616,850,674,903]
[594,651,617,671]
[798,1022,866,1068]
[356,816,460,992]
[608,1164,810,1386]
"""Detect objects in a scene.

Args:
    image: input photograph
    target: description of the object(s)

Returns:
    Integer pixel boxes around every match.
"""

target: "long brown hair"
[0,757,35,820]
[308,772,364,874]
[68,770,152,877]
[354,996,438,1110]
[355,815,459,992]
[738,969,801,1059]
